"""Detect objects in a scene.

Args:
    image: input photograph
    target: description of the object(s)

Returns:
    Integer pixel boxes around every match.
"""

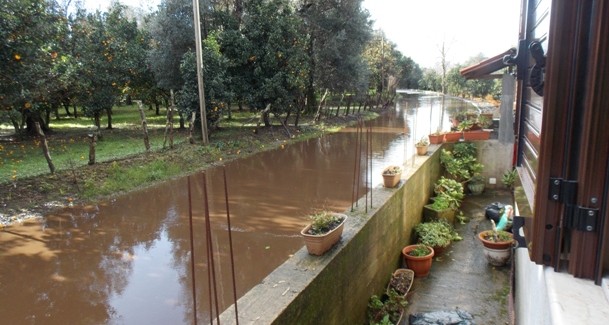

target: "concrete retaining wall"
[219,145,442,324]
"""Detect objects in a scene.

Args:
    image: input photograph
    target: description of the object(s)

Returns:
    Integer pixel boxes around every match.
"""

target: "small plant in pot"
[402,244,434,277]
[467,174,486,195]
[428,130,444,144]
[423,193,457,223]
[415,220,462,255]
[502,168,518,190]
[434,177,464,208]
[367,289,408,325]
[382,165,402,188]
[301,211,347,256]
[415,137,430,156]
[478,220,514,266]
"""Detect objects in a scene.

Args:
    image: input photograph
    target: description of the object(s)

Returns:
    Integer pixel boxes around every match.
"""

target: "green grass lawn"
[0,104,185,182]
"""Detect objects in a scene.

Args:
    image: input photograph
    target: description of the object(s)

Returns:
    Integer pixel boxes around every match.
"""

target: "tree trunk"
[35,122,55,174]
[45,109,51,128]
[63,101,71,116]
[314,89,329,122]
[53,103,60,120]
[188,111,196,144]
[155,101,160,115]
[88,133,97,165]
[163,106,174,149]
[262,109,271,127]
[105,107,113,129]
[345,96,352,116]
[73,103,78,118]
[137,101,150,152]
[94,112,101,128]
[336,93,344,117]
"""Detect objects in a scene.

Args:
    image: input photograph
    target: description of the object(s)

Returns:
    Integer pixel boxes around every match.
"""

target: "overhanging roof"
[460,48,516,80]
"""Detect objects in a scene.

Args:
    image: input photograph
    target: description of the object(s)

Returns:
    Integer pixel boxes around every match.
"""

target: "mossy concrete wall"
[219,146,442,324]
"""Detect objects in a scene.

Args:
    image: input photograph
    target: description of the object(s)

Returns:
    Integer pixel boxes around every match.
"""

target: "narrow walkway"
[405,190,512,325]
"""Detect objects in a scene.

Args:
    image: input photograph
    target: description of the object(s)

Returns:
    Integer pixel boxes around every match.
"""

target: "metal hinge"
[549,177,598,232]
[549,177,577,203]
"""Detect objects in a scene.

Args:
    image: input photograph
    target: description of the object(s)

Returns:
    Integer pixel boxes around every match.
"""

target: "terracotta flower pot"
[301,214,347,255]
[478,231,514,266]
[443,132,462,143]
[463,130,491,141]
[428,134,444,144]
[382,173,401,188]
[478,231,514,249]
[416,145,428,156]
[402,245,434,277]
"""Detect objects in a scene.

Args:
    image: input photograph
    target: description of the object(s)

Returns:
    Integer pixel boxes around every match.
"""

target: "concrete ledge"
[515,248,609,325]
[219,146,442,324]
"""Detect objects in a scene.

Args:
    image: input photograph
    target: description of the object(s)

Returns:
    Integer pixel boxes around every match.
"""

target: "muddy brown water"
[1,93,476,324]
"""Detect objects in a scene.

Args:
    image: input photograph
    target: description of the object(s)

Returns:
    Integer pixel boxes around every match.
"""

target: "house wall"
[218,145,442,324]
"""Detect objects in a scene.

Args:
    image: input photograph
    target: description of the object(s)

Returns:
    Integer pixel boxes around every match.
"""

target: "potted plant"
[434,177,464,208]
[301,211,347,256]
[402,244,434,277]
[387,269,414,297]
[415,220,462,255]
[423,194,457,223]
[502,168,518,190]
[478,221,514,266]
[415,137,430,156]
[382,165,402,188]
[440,143,484,185]
[428,130,444,144]
[367,289,408,325]
[467,174,486,195]
[443,130,462,143]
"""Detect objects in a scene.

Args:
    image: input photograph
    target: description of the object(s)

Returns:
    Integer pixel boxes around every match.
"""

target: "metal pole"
[223,168,239,324]
[187,176,198,325]
[202,173,220,324]
[192,0,209,144]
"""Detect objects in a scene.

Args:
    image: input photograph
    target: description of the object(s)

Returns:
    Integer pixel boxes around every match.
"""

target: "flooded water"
[0,92,476,324]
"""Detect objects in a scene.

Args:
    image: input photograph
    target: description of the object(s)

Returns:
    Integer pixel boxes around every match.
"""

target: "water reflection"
[0,93,475,324]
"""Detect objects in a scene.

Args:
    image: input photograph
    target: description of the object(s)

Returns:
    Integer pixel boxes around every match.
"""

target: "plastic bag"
[409,309,475,325]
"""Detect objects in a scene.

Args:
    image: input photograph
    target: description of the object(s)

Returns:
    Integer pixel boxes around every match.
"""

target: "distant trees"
[420,54,500,100]
[1,0,426,139]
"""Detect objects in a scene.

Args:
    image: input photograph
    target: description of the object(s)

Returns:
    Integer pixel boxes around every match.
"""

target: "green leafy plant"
[367,289,408,325]
[415,220,461,248]
[440,143,484,183]
[306,211,345,235]
[382,165,402,176]
[416,137,429,147]
[481,229,513,243]
[502,169,518,189]
[429,194,453,211]
[434,177,464,207]
[407,244,432,257]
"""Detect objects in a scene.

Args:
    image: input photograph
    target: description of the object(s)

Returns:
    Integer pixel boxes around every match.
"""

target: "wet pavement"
[405,189,513,325]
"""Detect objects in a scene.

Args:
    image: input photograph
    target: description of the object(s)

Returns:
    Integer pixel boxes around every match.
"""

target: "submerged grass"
[1,105,378,214]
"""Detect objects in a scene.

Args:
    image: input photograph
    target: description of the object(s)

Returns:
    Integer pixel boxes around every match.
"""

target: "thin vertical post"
[202,173,220,324]
[187,176,198,325]
[365,125,369,214]
[356,120,363,208]
[369,125,373,208]
[351,119,361,211]
[223,167,239,324]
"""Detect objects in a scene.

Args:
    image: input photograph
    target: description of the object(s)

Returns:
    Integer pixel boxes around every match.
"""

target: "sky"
[362,0,522,69]
[83,0,521,69]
